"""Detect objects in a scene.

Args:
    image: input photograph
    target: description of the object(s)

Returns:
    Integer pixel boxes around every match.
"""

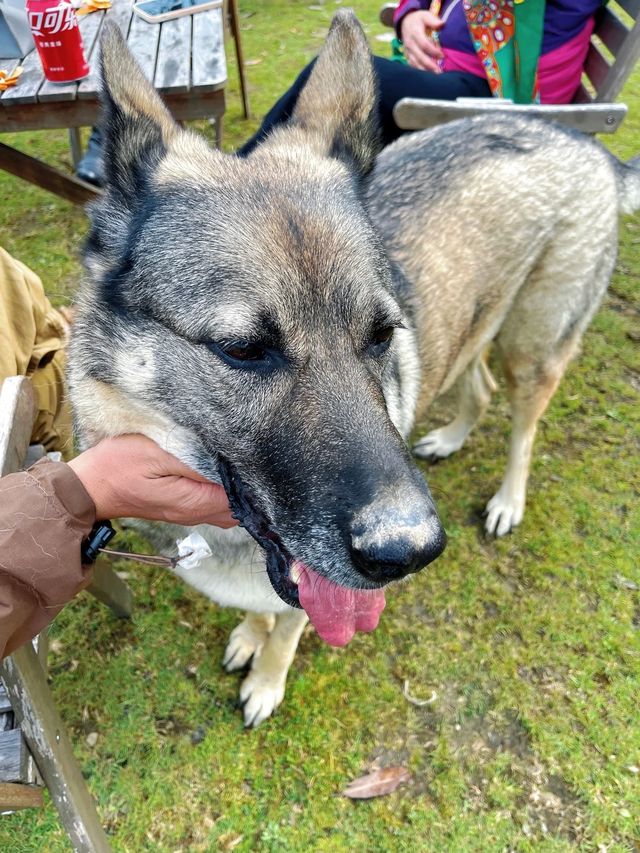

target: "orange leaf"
[341,766,411,799]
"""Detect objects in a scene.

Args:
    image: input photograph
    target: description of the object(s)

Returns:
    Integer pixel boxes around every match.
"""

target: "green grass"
[1,2,639,850]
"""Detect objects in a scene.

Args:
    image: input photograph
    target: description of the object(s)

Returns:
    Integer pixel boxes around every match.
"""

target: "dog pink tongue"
[294,561,386,647]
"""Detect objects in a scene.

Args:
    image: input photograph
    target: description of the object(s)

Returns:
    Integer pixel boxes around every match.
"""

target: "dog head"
[70,11,445,644]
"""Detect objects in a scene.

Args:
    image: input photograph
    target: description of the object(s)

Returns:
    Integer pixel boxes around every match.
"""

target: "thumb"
[423,11,444,29]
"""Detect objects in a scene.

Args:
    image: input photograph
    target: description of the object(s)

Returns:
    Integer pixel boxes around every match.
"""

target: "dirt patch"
[452,709,585,841]
[371,681,586,842]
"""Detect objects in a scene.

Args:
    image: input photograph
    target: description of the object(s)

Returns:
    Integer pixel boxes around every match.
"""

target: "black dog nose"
[349,510,446,583]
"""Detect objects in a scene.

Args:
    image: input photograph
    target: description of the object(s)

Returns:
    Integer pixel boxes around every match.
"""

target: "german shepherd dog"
[69,13,639,726]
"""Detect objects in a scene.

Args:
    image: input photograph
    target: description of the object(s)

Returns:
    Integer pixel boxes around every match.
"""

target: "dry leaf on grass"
[77,0,112,14]
[341,766,411,799]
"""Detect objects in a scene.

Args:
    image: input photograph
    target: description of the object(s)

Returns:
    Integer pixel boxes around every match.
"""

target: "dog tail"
[617,155,640,214]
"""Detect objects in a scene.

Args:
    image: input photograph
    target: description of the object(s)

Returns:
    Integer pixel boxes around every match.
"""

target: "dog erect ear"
[290,10,380,175]
[98,21,178,199]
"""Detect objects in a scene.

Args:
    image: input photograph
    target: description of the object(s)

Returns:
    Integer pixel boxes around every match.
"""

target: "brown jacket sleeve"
[0,458,96,658]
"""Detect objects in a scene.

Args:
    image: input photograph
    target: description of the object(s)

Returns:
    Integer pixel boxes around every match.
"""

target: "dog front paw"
[413,426,467,460]
[485,491,524,537]
[223,616,273,672]
[239,671,286,728]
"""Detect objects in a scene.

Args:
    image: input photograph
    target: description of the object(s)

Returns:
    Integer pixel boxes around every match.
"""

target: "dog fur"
[68,12,640,725]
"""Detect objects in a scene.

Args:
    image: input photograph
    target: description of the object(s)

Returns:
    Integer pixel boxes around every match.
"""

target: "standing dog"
[69,13,639,725]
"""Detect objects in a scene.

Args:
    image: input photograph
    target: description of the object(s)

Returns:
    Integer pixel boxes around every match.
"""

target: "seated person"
[76,1,602,182]
[0,247,72,456]
[240,0,602,153]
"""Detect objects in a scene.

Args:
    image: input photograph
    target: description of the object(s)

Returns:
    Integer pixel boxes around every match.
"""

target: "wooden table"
[0,0,227,205]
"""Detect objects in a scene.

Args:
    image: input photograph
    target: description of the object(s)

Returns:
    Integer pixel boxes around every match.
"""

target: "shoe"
[75,126,105,187]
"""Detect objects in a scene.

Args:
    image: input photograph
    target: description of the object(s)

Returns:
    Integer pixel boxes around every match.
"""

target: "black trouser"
[239,55,491,155]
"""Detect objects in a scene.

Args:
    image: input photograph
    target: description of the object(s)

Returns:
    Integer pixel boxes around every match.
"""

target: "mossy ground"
[1,2,639,850]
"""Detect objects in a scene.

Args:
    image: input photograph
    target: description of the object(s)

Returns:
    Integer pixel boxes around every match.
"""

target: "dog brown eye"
[221,341,266,362]
[374,327,393,345]
[368,326,394,356]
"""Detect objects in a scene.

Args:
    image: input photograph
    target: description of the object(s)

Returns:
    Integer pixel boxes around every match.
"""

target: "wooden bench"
[379,0,640,134]
[0,376,133,852]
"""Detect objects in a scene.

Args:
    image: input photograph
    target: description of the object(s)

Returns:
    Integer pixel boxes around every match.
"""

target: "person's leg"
[372,58,491,147]
[0,248,73,457]
[238,56,491,155]
[75,126,104,187]
[29,352,74,457]
[238,61,316,155]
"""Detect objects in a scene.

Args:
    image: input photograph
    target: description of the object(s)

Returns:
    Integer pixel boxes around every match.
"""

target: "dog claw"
[484,491,524,537]
[223,621,270,672]
[413,427,467,460]
[239,672,286,728]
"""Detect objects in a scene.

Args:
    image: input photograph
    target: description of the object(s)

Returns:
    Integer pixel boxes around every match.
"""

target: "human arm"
[0,435,236,658]
[393,1,444,72]
[67,434,236,528]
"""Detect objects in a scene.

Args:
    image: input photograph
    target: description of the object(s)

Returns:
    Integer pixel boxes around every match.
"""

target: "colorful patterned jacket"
[393,0,603,103]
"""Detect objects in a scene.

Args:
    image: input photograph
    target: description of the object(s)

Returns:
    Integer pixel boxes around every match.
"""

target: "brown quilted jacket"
[0,459,95,658]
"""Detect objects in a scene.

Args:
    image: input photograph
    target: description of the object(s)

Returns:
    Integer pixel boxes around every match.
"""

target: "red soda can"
[26,0,89,83]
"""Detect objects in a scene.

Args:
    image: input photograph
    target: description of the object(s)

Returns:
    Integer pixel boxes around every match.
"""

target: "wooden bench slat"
[78,0,134,99]
[594,16,640,102]
[0,47,45,106]
[0,729,30,783]
[154,14,191,93]
[582,42,612,92]
[191,9,227,92]
[0,378,37,478]
[127,12,160,83]
[573,81,594,105]
[595,7,630,57]
[617,0,640,19]
[0,781,44,810]
[0,683,12,716]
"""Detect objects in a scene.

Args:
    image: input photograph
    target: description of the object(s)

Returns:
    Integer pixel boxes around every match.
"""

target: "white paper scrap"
[175,532,212,570]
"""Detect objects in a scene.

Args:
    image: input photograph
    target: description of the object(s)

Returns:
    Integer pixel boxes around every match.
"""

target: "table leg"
[227,0,251,119]
[88,558,134,618]
[0,141,101,206]
[68,128,83,169]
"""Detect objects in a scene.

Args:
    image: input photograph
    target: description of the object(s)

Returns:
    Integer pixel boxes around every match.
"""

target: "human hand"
[68,434,237,528]
[400,10,444,72]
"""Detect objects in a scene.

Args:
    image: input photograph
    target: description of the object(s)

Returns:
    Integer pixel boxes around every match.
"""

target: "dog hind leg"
[485,217,615,537]
[223,611,276,672]
[484,355,569,537]
[239,609,309,727]
[414,353,496,459]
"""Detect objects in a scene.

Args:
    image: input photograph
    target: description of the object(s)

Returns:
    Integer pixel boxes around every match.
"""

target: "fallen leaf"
[614,574,639,591]
[341,766,410,799]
